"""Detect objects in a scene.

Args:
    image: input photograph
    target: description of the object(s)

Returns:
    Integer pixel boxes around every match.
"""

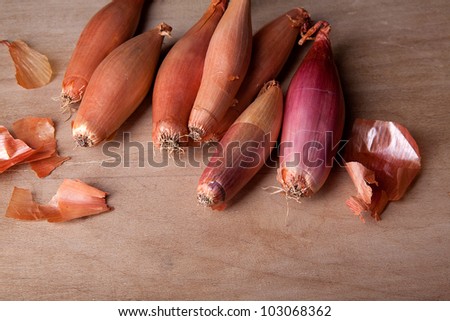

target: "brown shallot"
[72,23,172,147]
[345,118,421,221]
[152,0,228,152]
[60,0,144,112]
[197,80,283,210]
[277,21,345,200]
[206,7,311,141]
[1,40,52,89]
[6,179,111,223]
[188,0,252,141]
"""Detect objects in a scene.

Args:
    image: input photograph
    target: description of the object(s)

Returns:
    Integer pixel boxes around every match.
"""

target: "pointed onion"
[197,80,283,210]
[277,21,345,200]
[72,23,172,147]
[188,0,252,141]
[152,0,228,152]
[60,0,144,111]
[206,7,311,141]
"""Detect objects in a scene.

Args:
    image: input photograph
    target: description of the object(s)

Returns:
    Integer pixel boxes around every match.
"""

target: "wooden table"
[1,0,449,300]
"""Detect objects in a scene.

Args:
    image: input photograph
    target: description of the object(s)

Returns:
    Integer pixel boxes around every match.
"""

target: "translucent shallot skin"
[277,23,345,199]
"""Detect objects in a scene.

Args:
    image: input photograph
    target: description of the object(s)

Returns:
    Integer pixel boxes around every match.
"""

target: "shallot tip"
[74,134,94,148]
[299,20,331,45]
[158,22,173,38]
[189,126,205,142]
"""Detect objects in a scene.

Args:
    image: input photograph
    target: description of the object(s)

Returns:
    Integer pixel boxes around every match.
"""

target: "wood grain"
[0,0,449,300]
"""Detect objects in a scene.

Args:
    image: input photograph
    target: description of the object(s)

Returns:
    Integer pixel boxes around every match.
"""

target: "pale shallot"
[188,0,252,141]
[61,0,144,111]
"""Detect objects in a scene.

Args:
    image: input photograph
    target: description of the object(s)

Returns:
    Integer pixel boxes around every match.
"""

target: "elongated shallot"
[152,0,228,152]
[206,7,311,141]
[277,21,345,200]
[188,0,252,141]
[197,81,283,210]
[60,0,144,112]
[72,23,172,147]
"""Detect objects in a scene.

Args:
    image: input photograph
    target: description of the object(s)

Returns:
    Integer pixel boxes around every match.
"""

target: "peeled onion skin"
[344,119,421,221]
[0,126,36,173]
[1,39,52,89]
[5,179,111,223]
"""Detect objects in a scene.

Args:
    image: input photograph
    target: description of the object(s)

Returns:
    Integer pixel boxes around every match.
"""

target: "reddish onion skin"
[197,81,283,210]
[0,126,36,173]
[277,22,345,199]
[72,23,171,147]
[152,0,228,151]
[61,0,144,110]
[345,119,421,221]
[206,8,311,141]
[188,0,252,141]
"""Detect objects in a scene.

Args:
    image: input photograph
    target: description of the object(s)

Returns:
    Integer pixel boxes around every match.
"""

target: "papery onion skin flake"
[344,119,421,221]
[1,40,52,89]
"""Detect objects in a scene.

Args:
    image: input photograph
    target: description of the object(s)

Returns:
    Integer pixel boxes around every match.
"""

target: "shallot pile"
[1,0,421,223]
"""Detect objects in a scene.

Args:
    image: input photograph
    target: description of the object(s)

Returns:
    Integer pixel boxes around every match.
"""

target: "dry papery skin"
[1,39,52,89]
[345,118,421,221]
[0,118,69,177]
[12,117,70,178]
[6,179,111,223]
[0,126,36,173]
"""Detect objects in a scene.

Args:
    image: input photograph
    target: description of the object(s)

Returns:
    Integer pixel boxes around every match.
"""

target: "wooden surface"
[1,0,449,300]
